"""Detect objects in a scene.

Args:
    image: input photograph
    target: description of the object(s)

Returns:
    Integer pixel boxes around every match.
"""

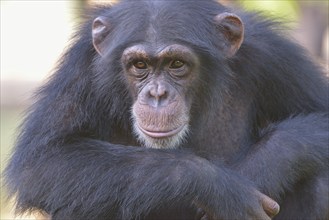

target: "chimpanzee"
[5,0,328,220]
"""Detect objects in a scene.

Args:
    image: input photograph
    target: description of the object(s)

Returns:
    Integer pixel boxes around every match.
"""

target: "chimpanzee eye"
[133,61,148,69]
[169,60,185,69]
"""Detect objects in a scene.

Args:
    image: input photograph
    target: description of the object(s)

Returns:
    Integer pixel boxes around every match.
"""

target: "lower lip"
[137,124,184,138]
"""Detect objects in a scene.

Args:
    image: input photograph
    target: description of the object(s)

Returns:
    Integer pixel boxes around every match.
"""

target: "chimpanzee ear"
[214,12,244,57]
[92,16,111,56]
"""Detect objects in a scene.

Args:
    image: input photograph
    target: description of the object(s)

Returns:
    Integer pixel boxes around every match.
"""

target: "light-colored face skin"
[131,106,190,149]
[121,44,200,149]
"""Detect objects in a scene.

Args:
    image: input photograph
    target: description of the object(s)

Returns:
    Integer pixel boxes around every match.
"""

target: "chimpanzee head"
[91,1,244,149]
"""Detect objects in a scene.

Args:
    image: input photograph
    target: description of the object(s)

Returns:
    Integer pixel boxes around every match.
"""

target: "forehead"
[106,0,221,51]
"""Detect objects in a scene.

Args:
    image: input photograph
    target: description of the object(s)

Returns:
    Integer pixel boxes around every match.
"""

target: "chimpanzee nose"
[147,82,170,107]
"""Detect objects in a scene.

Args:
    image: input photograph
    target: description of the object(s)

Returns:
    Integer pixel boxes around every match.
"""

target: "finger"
[258,192,280,218]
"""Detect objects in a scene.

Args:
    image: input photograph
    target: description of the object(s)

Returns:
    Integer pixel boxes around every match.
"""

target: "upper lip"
[137,124,184,138]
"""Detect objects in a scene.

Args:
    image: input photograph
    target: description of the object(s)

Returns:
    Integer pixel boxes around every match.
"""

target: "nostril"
[149,85,167,99]
[157,86,167,99]
[149,87,157,99]
[145,82,171,107]
[147,90,168,108]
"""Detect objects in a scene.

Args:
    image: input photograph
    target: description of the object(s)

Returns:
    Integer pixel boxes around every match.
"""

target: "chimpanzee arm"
[6,136,274,220]
[237,113,329,201]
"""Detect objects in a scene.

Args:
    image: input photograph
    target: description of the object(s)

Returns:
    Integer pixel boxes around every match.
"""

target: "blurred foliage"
[1,108,24,219]
[239,0,299,22]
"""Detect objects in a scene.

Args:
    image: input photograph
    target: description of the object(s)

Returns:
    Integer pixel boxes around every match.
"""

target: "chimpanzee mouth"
[137,124,185,139]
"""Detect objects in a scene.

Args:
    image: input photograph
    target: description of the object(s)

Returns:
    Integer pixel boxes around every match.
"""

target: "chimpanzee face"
[92,11,244,148]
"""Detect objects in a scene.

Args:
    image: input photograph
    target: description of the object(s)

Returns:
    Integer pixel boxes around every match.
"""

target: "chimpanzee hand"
[194,181,280,220]
[195,190,279,220]
[196,191,279,220]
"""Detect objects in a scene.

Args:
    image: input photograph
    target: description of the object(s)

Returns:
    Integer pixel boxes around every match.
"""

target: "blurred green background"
[1,0,328,219]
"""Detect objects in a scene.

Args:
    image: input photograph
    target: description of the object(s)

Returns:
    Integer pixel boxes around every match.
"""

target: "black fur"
[5,0,328,219]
